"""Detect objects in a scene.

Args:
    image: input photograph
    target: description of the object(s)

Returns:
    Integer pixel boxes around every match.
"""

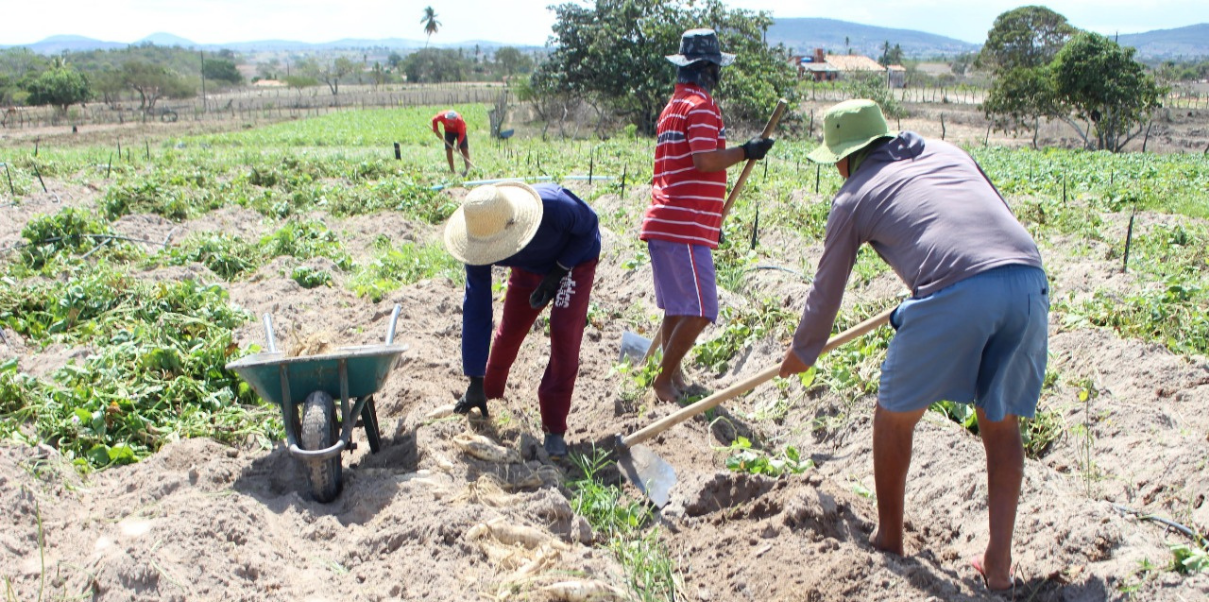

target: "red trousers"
[483,259,597,435]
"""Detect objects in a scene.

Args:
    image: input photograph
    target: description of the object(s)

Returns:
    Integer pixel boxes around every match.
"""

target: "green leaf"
[107,443,136,464]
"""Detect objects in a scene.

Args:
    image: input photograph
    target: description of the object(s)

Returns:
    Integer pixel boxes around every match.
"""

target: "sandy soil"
[2,151,1209,601]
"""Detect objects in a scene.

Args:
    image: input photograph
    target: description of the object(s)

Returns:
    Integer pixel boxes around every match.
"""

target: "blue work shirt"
[462,183,601,376]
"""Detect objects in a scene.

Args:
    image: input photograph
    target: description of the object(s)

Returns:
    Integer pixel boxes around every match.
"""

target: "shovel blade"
[618,331,653,364]
[618,443,676,508]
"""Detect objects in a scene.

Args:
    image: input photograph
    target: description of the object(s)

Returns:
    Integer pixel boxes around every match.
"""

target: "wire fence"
[0,82,511,130]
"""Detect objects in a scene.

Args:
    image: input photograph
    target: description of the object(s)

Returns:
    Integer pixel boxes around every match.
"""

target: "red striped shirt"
[641,84,727,248]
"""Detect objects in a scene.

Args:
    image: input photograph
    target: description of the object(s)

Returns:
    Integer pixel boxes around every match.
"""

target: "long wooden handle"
[721,98,788,220]
[620,305,895,448]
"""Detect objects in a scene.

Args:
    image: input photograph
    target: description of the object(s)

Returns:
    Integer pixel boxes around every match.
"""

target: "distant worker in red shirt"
[641,28,775,402]
[432,109,471,176]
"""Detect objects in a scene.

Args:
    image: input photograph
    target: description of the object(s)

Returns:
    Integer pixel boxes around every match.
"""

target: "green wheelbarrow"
[226,305,408,502]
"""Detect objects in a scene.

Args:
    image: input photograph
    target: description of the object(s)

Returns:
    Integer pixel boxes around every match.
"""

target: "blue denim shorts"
[878,264,1049,421]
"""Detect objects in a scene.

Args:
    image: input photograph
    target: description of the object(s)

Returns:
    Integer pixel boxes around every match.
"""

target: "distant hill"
[5,21,1206,59]
[0,35,538,55]
[1116,24,1209,59]
[137,32,197,47]
[13,34,126,54]
[767,18,979,59]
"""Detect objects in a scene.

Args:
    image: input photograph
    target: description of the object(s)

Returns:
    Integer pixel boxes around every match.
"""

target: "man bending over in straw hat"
[778,99,1048,592]
[444,182,601,459]
[642,28,775,402]
[432,109,471,176]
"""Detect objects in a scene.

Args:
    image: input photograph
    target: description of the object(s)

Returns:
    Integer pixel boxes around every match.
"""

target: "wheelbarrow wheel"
[362,396,382,454]
[301,390,342,503]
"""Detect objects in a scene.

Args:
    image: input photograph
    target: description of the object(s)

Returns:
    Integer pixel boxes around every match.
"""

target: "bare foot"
[651,377,681,403]
[971,554,1014,591]
[868,529,904,556]
[672,369,687,390]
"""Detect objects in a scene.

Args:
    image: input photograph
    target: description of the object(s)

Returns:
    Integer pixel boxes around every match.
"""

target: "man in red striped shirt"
[640,29,775,402]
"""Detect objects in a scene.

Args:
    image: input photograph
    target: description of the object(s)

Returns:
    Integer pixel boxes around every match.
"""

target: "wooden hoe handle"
[620,305,895,448]
[721,98,789,220]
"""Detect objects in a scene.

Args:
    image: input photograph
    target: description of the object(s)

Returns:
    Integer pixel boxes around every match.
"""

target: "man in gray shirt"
[779,99,1048,592]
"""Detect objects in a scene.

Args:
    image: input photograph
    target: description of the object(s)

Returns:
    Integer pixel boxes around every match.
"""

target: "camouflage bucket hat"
[665,28,736,67]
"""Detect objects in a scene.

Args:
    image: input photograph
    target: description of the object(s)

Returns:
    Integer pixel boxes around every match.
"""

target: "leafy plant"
[1170,543,1209,574]
[720,436,813,477]
[1021,406,1065,459]
[569,447,650,537]
[567,447,680,602]
[18,208,114,269]
[165,233,260,279]
[0,268,275,469]
[291,266,333,289]
[348,237,460,301]
[259,220,353,271]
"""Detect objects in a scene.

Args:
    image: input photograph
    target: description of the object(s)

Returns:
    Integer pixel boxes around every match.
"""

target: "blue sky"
[0,0,1205,47]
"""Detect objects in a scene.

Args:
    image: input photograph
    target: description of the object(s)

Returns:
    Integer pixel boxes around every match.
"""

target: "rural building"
[795,48,906,88]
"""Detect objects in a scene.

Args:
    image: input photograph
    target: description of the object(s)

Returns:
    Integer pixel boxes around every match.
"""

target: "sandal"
[970,556,1017,592]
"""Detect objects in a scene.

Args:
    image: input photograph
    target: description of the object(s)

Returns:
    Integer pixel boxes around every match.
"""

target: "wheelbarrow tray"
[226,343,408,408]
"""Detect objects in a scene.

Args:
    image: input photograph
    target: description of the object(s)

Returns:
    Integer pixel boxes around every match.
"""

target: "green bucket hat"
[807,99,897,164]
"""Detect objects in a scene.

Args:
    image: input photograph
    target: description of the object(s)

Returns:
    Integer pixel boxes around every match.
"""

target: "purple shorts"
[648,239,718,322]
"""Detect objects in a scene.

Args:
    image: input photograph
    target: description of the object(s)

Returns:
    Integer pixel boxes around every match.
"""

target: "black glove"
[529,263,570,309]
[741,137,775,161]
[453,376,488,418]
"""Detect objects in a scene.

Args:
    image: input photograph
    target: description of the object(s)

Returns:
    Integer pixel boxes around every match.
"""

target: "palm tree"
[421,7,441,49]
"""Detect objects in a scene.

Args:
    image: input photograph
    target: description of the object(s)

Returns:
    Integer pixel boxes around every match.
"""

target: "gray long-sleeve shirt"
[791,132,1043,366]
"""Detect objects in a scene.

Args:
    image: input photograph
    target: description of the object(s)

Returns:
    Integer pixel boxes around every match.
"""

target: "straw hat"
[807,99,897,164]
[665,28,735,67]
[444,182,544,266]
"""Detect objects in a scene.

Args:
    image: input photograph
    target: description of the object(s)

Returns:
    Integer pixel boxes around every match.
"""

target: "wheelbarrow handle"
[386,304,401,345]
[263,313,277,353]
[619,305,895,449]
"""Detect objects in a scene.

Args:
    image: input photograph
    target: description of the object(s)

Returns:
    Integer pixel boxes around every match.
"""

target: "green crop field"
[2,104,1207,471]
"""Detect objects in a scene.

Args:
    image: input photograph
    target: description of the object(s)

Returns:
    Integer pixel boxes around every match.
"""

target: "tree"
[421,6,441,48]
[534,0,797,135]
[402,48,467,83]
[202,58,243,86]
[494,47,532,79]
[880,42,904,66]
[298,56,359,95]
[370,61,387,88]
[91,67,127,106]
[387,52,404,73]
[977,6,1077,75]
[121,59,193,112]
[25,60,91,113]
[1050,32,1164,152]
[982,66,1060,148]
[256,58,281,81]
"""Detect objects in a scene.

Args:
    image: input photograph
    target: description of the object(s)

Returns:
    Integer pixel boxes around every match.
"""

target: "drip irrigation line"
[79,238,113,260]
[746,265,813,281]
[1113,504,1207,544]
[0,233,171,256]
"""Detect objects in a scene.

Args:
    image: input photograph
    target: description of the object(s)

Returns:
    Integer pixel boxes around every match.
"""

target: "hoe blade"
[617,442,676,508]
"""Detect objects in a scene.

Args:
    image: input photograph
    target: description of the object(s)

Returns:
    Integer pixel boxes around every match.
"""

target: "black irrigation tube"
[0,233,173,257]
[746,264,813,282]
[1113,504,1208,545]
